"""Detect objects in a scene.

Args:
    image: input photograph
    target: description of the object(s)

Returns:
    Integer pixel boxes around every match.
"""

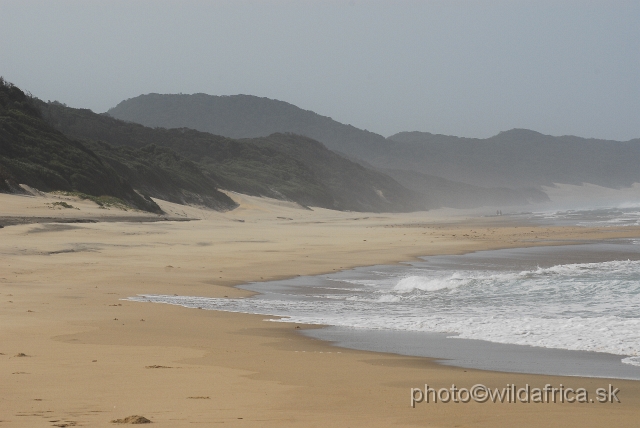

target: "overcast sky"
[1,1,638,140]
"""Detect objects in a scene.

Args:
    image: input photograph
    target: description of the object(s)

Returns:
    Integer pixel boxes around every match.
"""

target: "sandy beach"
[2,191,640,427]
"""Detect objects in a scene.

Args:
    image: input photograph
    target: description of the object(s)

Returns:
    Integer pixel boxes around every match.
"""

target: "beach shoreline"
[136,240,640,381]
[2,191,640,427]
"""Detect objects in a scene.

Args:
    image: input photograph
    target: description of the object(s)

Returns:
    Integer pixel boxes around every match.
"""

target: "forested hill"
[108,93,640,189]
[40,101,423,213]
[1,79,555,213]
[0,78,162,213]
[107,93,392,159]
[387,130,640,189]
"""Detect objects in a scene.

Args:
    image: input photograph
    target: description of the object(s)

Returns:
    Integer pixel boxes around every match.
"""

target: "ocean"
[127,207,640,379]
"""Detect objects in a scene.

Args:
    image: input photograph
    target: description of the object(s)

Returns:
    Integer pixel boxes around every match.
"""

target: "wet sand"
[1,191,640,427]
[304,327,640,380]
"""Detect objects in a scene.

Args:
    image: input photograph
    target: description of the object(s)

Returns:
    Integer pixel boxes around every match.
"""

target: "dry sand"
[1,191,640,427]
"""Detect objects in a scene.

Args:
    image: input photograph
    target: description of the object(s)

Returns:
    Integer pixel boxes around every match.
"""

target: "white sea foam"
[622,356,640,367]
[393,274,467,292]
[376,294,401,303]
[127,256,640,367]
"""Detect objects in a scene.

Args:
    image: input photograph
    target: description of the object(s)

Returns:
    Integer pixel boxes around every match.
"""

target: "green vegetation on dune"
[40,102,334,208]
[0,78,162,213]
[41,101,421,212]
[84,142,237,211]
[33,98,236,211]
[53,191,138,210]
[49,201,76,209]
[252,133,420,212]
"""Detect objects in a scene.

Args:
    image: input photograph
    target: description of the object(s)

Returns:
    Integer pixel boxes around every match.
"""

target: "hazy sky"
[1,1,638,140]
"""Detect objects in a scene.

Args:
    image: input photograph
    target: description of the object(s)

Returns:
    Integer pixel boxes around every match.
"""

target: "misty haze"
[1,2,639,427]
